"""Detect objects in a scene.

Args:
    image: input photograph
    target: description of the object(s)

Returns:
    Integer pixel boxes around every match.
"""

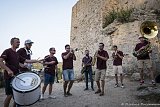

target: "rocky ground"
[0,77,160,107]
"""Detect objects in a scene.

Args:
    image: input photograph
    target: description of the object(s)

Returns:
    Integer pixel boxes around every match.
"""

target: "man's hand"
[7,70,14,77]
[141,46,146,50]
[96,54,100,58]
[50,61,56,64]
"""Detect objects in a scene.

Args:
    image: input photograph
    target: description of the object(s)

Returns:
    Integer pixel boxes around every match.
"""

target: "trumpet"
[112,51,118,60]
[70,48,78,53]
[92,51,98,66]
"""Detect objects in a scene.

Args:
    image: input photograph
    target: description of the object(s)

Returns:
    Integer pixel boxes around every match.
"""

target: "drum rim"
[11,72,41,92]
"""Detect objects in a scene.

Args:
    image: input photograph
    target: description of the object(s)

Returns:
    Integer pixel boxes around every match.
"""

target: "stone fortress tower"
[70,0,160,77]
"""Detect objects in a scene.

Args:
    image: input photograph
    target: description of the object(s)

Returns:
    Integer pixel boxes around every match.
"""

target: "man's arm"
[72,53,76,60]
[117,52,124,59]
[43,61,56,65]
[97,52,109,61]
[25,59,40,63]
[0,58,14,76]
[55,65,58,73]
[97,55,108,61]
[62,52,71,59]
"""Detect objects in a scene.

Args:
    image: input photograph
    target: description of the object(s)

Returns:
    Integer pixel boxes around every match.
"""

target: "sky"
[0,0,79,62]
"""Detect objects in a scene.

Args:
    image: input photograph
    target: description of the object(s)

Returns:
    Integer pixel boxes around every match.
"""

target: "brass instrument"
[140,21,158,39]
[112,50,118,60]
[133,41,151,57]
[70,48,78,53]
[133,21,158,57]
[92,51,98,66]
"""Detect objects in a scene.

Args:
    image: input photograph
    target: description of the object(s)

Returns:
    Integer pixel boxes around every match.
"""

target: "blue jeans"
[44,73,55,85]
[84,66,94,89]
[63,69,74,81]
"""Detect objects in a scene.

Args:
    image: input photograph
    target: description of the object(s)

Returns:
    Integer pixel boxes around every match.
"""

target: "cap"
[25,39,34,44]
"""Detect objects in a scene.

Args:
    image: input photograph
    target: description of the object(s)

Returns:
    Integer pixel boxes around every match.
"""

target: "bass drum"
[12,72,41,106]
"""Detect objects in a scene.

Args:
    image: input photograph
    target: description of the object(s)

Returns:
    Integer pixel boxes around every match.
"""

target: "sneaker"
[95,89,101,94]
[140,80,144,85]
[67,92,72,96]
[152,80,156,86]
[99,92,104,96]
[48,95,56,99]
[84,88,89,91]
[40,94,44,100]
[64,93,68,97]
[114,84,119,88]
[121,84,124,88]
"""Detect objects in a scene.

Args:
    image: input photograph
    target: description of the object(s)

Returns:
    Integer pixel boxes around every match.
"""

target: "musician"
[61,44,76,97]
[17,39,34,71]
[94,43,109,96]
[0,37,40,107]
[41,47,58,99]
[81,50,94,91]
[112,45,124,88]
[134,36,155,85]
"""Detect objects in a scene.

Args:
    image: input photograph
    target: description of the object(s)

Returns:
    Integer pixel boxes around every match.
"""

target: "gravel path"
[0,77,149,107]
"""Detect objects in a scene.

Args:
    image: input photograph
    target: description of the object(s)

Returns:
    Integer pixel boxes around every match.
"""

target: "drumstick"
[14,75,25,83]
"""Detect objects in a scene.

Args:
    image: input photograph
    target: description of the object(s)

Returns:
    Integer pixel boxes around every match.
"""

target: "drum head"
[12,72,41,92]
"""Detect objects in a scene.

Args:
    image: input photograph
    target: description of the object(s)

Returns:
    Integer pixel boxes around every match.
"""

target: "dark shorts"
[44,73,55,85]
[5,78,13,95]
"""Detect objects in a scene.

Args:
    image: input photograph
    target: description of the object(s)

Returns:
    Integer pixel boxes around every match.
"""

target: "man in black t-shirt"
[41,47,58,99]
[61,44,76,97]
[112,45,124,88]
[17,39,34,71]
[0,37,40,107]
[134,36,155,86]
[82,50,94,91]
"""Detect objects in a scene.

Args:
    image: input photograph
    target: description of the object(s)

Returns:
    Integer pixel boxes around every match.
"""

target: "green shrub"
[103,7,133,28]
[117,8,133,23]
[103,8,117,28]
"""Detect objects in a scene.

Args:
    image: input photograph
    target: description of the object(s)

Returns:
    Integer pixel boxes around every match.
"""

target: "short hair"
[65,44,70,49]
[85,49,89,52]
[113,45,117,48]
[49,47,55,52]
[99,43,104,47]
[10,37,19,45]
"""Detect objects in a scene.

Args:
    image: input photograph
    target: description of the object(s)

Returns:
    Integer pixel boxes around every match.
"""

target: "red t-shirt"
[112,51,124,66]
[0,48,26,79]
[61,52,74,70]
[43,55,58,75]
[96,50,109,70]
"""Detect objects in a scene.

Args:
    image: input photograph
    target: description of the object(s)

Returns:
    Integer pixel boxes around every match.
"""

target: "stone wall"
[70,0,160,76]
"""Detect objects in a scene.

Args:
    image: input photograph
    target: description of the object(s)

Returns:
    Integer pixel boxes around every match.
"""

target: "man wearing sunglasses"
[94,43,109,96]
[41,47,58,99]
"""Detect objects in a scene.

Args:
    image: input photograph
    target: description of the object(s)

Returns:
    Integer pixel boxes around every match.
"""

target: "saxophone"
[92,51,98,66]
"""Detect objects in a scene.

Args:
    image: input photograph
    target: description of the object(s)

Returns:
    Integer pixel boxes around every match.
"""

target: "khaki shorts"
[137,59,152,69]
[113,65,123,74]
[95,69,106,81]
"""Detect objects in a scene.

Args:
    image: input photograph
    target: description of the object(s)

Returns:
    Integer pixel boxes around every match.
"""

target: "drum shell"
[13,86,41,106]
[11,72,41,106]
